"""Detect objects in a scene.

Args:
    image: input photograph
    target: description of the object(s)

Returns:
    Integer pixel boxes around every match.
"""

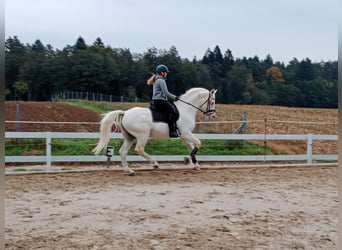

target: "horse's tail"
[92,110,125,155]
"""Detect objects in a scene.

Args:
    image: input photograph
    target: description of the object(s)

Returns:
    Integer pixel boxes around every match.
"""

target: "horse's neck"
[176,89,207,120]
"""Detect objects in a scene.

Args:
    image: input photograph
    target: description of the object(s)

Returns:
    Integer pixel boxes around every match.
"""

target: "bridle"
[178,91,216,116]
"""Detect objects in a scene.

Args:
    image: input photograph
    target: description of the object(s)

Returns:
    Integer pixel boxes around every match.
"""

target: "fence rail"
[5,132,338,171]
[55,91,149,103]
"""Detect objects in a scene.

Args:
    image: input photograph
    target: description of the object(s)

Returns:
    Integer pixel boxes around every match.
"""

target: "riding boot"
[169,123,179,138]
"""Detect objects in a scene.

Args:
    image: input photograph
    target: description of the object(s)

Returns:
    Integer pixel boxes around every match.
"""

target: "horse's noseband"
[204,109,216,116]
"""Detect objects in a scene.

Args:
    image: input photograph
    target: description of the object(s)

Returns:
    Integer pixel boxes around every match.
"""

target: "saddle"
[149,101,179,123]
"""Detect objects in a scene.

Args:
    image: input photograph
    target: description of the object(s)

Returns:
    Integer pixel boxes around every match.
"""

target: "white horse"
[93,87,217,175]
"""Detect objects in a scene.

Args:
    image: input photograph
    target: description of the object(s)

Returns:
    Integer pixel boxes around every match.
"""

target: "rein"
[178,92,215,115]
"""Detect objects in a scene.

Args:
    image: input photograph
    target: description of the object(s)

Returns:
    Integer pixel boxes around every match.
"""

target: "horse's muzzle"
[205,110,216,119]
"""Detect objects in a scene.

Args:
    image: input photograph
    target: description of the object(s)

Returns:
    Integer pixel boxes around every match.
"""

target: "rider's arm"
[157,79,177,101]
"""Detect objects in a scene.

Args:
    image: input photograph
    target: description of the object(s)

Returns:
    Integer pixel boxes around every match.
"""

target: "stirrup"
[169,130,179,138]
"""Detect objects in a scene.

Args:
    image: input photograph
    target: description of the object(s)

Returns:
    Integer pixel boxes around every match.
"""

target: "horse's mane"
[180,87,208,99]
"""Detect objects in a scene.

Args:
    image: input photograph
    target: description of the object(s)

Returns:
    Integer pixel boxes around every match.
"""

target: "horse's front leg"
[180,133,201,170]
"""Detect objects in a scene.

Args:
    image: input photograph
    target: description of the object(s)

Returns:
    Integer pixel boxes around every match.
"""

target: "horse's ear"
[210,88,217,95]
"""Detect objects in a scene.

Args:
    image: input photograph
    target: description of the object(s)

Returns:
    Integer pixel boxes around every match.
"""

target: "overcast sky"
[5,0,338,64]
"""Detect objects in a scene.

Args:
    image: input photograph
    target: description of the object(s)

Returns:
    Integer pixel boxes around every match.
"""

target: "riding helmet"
[156,64,169,73]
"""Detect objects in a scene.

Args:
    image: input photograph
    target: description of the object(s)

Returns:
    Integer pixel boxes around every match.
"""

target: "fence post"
[16,103,20,132]
[202,114,206,133]
[307,134,313,164]
[46,132,52,171]
[243,111,247,146]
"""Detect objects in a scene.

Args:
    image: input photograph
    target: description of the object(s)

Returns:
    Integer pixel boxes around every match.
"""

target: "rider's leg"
[154,100,179,137]
[170,102,180,134]
[168,112,179,138]
[165,102,179,137]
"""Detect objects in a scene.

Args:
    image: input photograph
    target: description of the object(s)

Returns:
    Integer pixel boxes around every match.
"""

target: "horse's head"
[179,87,217,119]
[204,88,217,119]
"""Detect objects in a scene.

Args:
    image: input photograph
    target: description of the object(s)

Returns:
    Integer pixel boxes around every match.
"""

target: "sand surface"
[5,164,337,249]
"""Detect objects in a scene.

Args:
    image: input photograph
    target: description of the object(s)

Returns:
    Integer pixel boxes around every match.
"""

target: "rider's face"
[161,71,168,78]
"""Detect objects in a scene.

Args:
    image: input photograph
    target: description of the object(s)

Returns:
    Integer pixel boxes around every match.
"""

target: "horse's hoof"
[153,165,159,169]
[184,156,190,164]
[128,171,136,176]
[193,166,201,171]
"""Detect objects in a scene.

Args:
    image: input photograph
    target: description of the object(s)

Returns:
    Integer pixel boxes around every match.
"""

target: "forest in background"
[5,36,338,108]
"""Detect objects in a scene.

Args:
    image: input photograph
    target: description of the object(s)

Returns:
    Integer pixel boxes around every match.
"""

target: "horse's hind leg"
[119,137,136,175]
[134,136,160,169]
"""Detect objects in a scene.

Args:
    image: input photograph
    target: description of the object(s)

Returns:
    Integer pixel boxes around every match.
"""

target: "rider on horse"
[149,64,180,138]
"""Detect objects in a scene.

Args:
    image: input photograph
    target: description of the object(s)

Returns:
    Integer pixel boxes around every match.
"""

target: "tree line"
[5,36,337,108]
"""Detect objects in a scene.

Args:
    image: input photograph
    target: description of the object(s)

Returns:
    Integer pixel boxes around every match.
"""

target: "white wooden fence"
[5,132,338,171]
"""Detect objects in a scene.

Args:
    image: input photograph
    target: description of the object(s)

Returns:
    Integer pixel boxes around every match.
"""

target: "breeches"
[152,100,178,126]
